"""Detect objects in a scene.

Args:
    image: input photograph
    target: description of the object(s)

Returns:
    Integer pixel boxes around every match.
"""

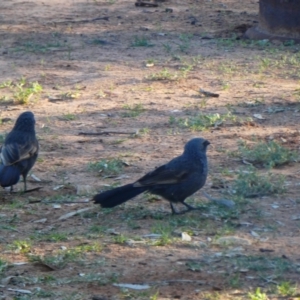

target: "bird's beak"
[204,140,210,147]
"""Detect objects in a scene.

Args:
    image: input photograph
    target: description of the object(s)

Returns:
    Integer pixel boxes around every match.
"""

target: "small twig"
[78,130,138,136]
[135,1,158,7]
[199,88,220,98]
[7,187,43,195]
[202,191,235,208]
[49,17,110,25]
[48,97,72,103]
[57,207,94,221]
[28,200,90,204]
[147,279,206,286]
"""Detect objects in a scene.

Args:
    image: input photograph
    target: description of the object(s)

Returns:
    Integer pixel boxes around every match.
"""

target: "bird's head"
[184,137,210,154]
[13,111,36,132]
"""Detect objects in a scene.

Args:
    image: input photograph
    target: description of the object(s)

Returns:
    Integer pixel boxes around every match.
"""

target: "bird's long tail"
[0,164,20,188]
[93,184,146,208]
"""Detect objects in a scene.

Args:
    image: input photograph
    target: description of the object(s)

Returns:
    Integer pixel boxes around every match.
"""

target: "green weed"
[237,140,298,168]
[12,78,43,104]
[277,281,297,297]
[171,112,236,131]
[248,288,268,300]
[88,158,124,176]
[232,167,286,198]
[147,68,178,81]
[122,103,145,118]
[131,36,154,47]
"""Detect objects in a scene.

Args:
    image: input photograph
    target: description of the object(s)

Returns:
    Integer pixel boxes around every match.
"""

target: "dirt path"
[0,1,300,299]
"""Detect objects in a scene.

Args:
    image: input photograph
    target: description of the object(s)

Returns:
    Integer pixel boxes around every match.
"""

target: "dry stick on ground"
[199,88,220,98]
[202,191,235,208]
[78,130,138,135]
[28,199,90,204]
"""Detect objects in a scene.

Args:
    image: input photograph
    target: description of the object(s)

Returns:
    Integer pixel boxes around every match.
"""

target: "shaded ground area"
[1,0,300,299]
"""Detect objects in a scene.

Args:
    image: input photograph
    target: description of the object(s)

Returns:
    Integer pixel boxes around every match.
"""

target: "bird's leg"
[182,201,196,211]
[23,175,27,191]
[170,202,179,214]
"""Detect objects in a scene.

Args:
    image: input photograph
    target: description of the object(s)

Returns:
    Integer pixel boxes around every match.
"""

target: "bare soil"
[1,0,300,299]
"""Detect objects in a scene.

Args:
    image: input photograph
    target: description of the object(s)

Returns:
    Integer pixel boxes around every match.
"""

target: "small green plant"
[62,113,76,121]
[248,287,268,300]
[0,259,7,274]
[59,90,80,99]
[113,234,129,244]
[12,78,43,104]
[177,33,193,53]
[162,43,172,53]
[147,68,178,81]
[172,112,235,131]
[151,223,174,246]
[0,80,13,88]
[131,36,154,47]
[138,127,150,136]
[237,140,298,168]
[88,158,124,176]
[232,167,286,198]
[9,240,32,253]
[122,103,145,118]
[37,232,69,242]
[277,281,297,297]
[12,41,62,53]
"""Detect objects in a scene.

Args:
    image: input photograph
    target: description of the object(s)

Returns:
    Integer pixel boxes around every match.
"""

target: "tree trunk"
[246,0,300,42]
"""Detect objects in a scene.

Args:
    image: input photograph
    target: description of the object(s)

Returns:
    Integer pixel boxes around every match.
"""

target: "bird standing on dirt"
[0,111,39,191]
[93,137,210,214]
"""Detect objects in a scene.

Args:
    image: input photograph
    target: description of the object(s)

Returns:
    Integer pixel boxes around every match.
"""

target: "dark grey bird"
[93,137,210,214]
[0,111,39,191]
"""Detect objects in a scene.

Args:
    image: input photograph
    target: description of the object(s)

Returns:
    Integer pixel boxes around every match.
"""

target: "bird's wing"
[133,164,190,187]
[0,142,38,166]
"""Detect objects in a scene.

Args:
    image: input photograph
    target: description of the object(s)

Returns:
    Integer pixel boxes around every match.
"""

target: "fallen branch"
[78,130,138,136]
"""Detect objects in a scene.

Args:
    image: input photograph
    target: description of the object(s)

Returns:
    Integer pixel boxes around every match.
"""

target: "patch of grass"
[12,78,43,104]
[147,68,178,81]
[88,158,124,176]
[59,90,81,99]
[248,288,268,300]
[28,242,102,269]
[9,240,32,253]
[31,232,69,242]
[236,255,293,274]
[162,43,172,53]
[131,36,154,47]
[88,225,107,234]
[186,261,203,272]
[177,33,193,52]
[12,40,62,53]
[0,258,7,275]
[113,234,129,244]
[277,281,297,297]
[232,167,286,198]
[170,112,237,131]
[62,113,76,121]
[151,223,174,246]
[226,274,241,289]
[122,103,145,118]
[237,140,298,168]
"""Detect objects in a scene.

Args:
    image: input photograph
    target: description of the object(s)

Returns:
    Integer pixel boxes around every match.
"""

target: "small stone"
[214,236,252,246]
[181,232,192,241]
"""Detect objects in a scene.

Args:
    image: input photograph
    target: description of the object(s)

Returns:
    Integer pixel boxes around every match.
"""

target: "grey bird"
[0,111,39,191]
[93,137,210,214]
